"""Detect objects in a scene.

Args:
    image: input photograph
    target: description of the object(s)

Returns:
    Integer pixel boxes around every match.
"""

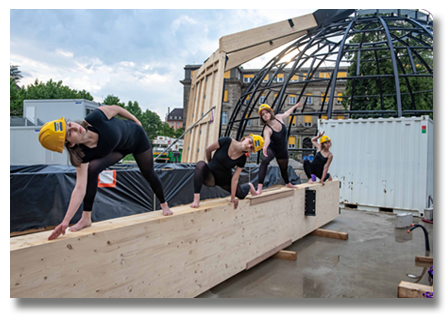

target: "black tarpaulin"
[10,163,300,233]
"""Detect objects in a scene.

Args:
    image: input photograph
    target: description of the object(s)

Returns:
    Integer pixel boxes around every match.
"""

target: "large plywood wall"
[181,14,318,163]
[11,181,339,298]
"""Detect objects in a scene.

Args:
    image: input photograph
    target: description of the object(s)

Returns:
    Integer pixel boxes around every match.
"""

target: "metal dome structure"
[224,9,433,143]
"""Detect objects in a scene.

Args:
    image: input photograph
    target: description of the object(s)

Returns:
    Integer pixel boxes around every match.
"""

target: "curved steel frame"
[224,9,433,143]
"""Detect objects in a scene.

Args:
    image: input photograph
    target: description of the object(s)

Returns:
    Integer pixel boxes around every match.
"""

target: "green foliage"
[342,19,433,119]
[10,64,23,84]
[10,77,94,116]
[102,94,125,108]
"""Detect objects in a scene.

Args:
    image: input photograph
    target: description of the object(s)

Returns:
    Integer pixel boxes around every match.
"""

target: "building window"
[305,94,312,104]
[224,90,228,102]
[244,75,254,83]
[337,92,342,104]
[289,116,296,127]
[247,119,251,126]
[222,111,228,124]
[304,115,312,127]
[291,75,299,82]
[275,74,284,83]
[289,95,296,105]
[321,93,328,105]
[288,136,296,149]
[263,75,269,83]
[260,95,266,104]
[224,71,230,79]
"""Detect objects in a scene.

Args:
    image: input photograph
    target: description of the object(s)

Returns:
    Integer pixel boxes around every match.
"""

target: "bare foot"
[190,194,200,208]
[286,183,298,189]
[248,182,257,196]
[161,202,173,216]
[256,183,263,195]
[307,179,313,184]
[69,217,92,232]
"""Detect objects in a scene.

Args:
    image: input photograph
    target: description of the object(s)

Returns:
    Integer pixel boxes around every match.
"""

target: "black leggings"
[258,146,290,185]
[303,159,330,181]
[83,147,166,211]
[193,161,250,199]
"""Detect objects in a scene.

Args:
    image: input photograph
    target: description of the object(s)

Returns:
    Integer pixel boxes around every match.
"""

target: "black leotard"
[193,137,250,199]
[258,118,290,185]
[208,137,246,182]
[303,151,330,180]
[81,109,151,163]
[265,118,288,159]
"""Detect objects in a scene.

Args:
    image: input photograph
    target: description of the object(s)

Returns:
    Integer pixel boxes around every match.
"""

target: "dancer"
[256,101,303,194]
[38,105,173,240]
[303,131,333,185]
[191,134,264,209]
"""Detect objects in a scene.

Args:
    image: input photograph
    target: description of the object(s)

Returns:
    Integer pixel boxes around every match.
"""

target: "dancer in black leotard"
[38,105,173,240]
[191,134,264,209]
[303,131,333,185]
[256,101,302,195]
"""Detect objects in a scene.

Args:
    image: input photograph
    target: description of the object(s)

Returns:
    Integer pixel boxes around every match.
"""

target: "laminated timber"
[11,180,339,298]
[181,13,318,163]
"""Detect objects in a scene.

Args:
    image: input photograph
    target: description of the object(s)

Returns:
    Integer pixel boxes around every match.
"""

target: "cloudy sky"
[10,7,439,120]
[10,8,320,120]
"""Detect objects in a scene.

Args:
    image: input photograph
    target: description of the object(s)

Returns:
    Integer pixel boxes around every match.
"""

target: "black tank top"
[266,118,288,150]
[80,109,141,163]
[208,137,247,178]
[310,151,329,178]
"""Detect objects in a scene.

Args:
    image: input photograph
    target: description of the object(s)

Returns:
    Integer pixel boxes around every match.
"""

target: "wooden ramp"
[11,181,339,298]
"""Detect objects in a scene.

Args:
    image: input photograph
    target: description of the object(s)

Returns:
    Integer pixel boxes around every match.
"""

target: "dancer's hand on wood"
[48,221,69,240]
[231,197,239,209]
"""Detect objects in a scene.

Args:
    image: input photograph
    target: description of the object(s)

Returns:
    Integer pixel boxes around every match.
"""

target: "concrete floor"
[197,208,433,298]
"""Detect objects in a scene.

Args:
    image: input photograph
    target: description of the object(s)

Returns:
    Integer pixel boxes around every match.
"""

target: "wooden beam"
[398,281,433,298]
[11,181,340,298]
[219,14,317,54]
[224,31,306,71]
[311,228,348,240]
[415,256,433,264]
[272,250,297,261]
[246,240,292,270]
[248,188,294,206]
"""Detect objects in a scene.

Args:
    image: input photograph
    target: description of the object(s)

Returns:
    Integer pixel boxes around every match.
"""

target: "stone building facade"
[180,64,348,161]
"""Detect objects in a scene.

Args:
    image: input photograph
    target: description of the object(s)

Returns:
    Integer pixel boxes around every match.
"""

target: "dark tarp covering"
[10,163,300,233]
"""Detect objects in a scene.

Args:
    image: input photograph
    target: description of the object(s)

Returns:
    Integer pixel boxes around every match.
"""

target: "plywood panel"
[219,14,317,53]
[11,181,340,298]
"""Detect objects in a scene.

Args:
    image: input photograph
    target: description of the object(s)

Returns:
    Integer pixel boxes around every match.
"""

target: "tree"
[175,127,184,138]
[342,17,433,118]
[140,109,162,141]
[158,122,175,138]
[102,94,125,108]
[10,64,23,84]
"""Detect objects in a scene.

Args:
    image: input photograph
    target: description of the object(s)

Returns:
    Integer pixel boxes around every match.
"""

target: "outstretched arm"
[311,131,325,151]
[48,163,89,240]
[262,127,272,157]
[320,154,333,186]
[98,105,142,126]
[230,167,243,209]
[277,101,303,121]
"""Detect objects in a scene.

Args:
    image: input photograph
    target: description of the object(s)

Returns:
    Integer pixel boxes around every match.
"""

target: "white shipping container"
[10,127,70,165]
[318,116,433,217]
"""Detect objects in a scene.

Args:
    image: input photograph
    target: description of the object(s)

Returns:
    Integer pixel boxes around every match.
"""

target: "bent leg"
[134,148,172,215]
[191,161,215,208]
[303,159,314,184]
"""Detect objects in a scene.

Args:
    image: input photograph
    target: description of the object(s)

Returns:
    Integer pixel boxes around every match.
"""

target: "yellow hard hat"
[249,134,264,153]
[320,135,331,143]
[38,117,66,153]
[258,104,273,116]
